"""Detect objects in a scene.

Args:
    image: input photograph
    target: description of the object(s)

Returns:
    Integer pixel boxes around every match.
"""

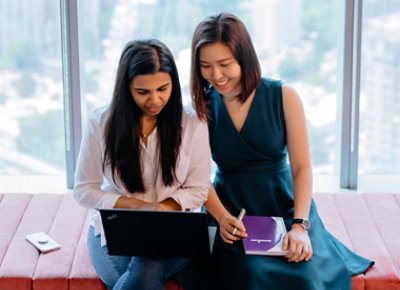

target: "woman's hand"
[282,225,313,262]
[115,196,148,209]
[137,202,162,211]
[218,214,247,244]
[137,198,180,211]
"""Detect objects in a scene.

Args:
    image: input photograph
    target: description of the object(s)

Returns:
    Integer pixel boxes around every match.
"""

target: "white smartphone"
[25,232,61,253]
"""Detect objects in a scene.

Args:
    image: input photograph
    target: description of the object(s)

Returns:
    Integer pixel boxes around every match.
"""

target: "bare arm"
[283,84,313,220]
[281,83,313,262]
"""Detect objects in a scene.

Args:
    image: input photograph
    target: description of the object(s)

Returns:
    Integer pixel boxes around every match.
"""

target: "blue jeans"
[87,226,189,290]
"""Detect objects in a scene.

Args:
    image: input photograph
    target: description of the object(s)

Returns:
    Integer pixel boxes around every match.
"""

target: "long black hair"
[103,39,183,193]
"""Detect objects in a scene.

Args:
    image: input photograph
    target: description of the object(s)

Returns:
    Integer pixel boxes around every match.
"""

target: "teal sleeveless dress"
[186,78,373,290]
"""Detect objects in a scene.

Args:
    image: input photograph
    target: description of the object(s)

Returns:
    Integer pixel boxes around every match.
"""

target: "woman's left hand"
[282,226,313,262]
[137,202,162,211]
[138,198,181,211]
[138,201,178,211]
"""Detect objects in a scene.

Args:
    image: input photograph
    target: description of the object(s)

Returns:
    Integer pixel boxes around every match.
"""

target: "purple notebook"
[242,216,287,256]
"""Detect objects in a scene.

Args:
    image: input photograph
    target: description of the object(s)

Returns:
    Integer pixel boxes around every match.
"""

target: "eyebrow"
[134,81,170,91]
[199,57,233,63]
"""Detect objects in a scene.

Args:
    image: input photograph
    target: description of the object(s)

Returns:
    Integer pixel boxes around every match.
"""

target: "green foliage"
[279,54,302,80]
[15,72,36,98]
[98,2,114,40]
[278,51,322,84]
[16,110,65,168]
[302,0,340,51]
[2,40,40,71]
[307,121,335,171]
[279,0,340,89]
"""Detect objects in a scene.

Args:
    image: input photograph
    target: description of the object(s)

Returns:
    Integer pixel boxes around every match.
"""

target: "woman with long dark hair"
[74,39,211,290]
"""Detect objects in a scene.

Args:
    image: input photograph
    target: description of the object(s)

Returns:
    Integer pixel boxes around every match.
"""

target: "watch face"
[292,218,310,230]
[303,220,310,229]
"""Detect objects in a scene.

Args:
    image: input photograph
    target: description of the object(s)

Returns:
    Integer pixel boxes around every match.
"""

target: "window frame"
[338,0,363,189]
[60,0,399,192]
[60,0,82,189]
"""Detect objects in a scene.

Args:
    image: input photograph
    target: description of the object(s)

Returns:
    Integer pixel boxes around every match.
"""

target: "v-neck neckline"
[217,88,258,135]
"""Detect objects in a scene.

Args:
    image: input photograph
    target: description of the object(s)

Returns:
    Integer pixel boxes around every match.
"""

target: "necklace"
[141,126,156,139]
[141,117,157,139]
[224,91,242,102]
[224,95,240,102]
[223,95,245,112]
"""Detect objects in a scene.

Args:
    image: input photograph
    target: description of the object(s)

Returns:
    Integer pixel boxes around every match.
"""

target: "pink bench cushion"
[0,193,103,290]
[1,192,399,289]
[0,193,181,290]
[314,193,400,289]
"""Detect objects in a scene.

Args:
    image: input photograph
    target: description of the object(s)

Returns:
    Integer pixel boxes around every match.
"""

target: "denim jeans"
[87,226,189,290]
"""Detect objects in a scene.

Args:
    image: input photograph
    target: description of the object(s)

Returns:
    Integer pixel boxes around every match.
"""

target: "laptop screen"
[99,208,216,258]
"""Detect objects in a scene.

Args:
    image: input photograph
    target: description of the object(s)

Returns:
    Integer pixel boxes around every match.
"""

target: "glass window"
[77,0,342,177]
[0,0,65,191]
[359,0,400,178]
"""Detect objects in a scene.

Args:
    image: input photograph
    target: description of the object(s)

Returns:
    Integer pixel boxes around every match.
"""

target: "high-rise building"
[360,11,400,174]
[0,0,60,61]
[251,0,302,54]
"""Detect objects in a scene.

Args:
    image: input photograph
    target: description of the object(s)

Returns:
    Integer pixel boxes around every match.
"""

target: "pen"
[231,208,246,235]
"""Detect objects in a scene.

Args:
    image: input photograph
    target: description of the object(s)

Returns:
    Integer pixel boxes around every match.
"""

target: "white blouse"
[73,106,211,245]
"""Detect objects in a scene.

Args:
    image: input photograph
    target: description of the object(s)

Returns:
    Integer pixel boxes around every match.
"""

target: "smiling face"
[129,72,172,117]
[199,41,242,99]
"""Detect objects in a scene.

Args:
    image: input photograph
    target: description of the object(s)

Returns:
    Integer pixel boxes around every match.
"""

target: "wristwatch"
[292,218,311,230]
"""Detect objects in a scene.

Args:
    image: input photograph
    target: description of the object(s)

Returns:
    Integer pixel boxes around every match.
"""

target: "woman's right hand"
[136,198,180,211]
[218,214,247,244]
[114,196,148,209]
[137,203,159,211]
[204,185,247,244]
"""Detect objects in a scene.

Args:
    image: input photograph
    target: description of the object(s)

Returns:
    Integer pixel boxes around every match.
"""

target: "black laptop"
[99,208,216,258]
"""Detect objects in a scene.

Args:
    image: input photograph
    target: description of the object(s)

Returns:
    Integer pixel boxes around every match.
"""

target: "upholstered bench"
[0,192,399,289]
[314,193,400,289]
[0,193,182,290]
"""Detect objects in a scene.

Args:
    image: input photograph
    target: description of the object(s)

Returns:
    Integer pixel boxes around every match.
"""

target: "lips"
[147,106,162,114]
[213,79,229,90]
[216,80,228,86]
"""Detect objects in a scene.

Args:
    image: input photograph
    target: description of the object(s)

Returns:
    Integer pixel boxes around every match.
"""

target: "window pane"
[0,1,65,188]
[359,0,400,175]
[78,0,341,176]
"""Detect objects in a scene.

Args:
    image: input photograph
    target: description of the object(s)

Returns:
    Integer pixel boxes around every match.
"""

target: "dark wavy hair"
[191,12,261,121]
[103,39,183,193]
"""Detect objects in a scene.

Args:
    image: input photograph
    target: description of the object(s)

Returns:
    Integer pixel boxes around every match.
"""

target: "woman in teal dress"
[181,12,374,290]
